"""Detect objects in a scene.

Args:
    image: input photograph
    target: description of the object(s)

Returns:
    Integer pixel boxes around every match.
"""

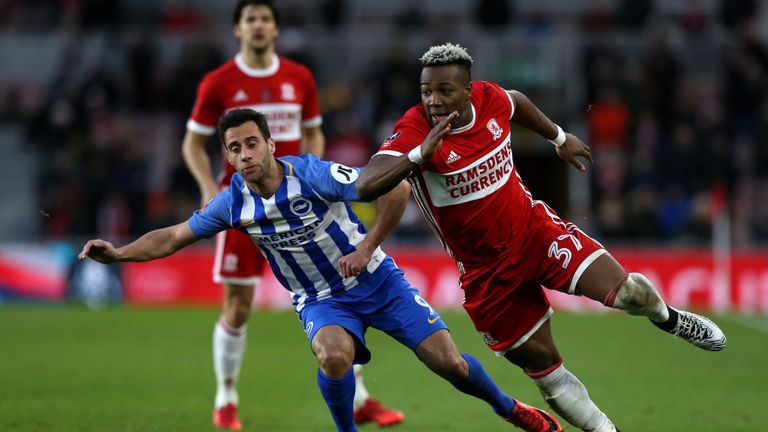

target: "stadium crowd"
[2,0,767,247]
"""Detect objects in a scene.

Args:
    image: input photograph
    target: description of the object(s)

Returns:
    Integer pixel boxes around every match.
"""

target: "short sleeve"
[186,74,221,136]
[375,113,427,157]
[289,155,361,201]
[485,81,515,119]
[188,191,233,238]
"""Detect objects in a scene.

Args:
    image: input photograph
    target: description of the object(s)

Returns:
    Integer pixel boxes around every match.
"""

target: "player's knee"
[223,291,253,325]
[615,272,663,315]
[316,348,354,379]
[504,344,561,373]
[223,302,251,327]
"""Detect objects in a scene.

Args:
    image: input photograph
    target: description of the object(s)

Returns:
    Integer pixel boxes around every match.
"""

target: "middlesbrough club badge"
[486,118,503,140]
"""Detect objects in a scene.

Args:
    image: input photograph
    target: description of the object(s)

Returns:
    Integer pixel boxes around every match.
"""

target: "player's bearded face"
[235,5,279,52]
[420,65,472,128]
[224,122,276,183]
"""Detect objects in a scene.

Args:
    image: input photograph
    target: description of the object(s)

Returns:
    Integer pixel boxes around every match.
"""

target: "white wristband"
[548,125,566,147]
[407,145,425,164]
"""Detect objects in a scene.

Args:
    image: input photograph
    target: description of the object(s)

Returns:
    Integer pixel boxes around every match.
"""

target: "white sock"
[352,364,370,409]
[531,364,615,432]
[612,273,669,322]
[213,317,247,408]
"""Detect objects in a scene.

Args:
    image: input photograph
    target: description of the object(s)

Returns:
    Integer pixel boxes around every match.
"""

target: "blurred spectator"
[473,0,514,30]
[163,41,223,112]
[719,0,757,30]
[324,110,374,167]
[126,32,159,110]
[79,0,123,31]
[597,196,627,238]
[395,4,426,32]
[679,0,707,35]
[587,86,630,149]
[4,0,767,247]
[319,0,348,29]
[643,31,681,132]
[624,187,661,239]
[159,0,204,32]
[581,1,613,33]
[722,25,768,136]
[616,0,654,30]
[752,180,768,240]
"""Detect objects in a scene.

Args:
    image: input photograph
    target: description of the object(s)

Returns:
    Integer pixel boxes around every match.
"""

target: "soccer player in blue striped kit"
[79,108,562,432]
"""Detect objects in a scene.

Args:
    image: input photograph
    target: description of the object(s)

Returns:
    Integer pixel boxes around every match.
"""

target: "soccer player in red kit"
[355,43,727,432]
[181,1,402,429]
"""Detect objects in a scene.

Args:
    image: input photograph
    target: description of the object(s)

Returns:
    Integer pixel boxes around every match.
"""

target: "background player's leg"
[504,320,616,432]
[312,325,358,432]
[576,254,726,351]
[351,364,405,427]
[213,282,255,430]
[351,365,368,406]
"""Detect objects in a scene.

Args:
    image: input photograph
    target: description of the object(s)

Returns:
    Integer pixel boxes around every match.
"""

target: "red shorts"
[213,228,268,285]
[460,201,606,354]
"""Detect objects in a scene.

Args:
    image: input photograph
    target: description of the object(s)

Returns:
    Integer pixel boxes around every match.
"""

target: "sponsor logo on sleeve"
[381,131,402,148]
[197,197,215,214]
[331,163,359,184]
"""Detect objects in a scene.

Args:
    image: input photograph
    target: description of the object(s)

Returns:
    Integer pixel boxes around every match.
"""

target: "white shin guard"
[213,319,247,408]
[612,273,669,322]
[532,364,615,432]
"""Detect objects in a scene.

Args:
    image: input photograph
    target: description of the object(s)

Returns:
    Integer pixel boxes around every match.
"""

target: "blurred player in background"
[356,43,727,432]
[181,1,401,429]
[82,108,563,432]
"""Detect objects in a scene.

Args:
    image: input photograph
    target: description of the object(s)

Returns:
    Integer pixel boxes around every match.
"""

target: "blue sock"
[451,353,517,416]
[317,368,357,432]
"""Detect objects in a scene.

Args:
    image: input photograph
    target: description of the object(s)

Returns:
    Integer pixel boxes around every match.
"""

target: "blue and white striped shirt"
[188,155,390,311]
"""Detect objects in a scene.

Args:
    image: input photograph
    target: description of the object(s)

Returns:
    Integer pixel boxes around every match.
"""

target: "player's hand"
[555,133,593,172]
[339,244,374,278]
[78,239,120,264]
[420,111,459,161]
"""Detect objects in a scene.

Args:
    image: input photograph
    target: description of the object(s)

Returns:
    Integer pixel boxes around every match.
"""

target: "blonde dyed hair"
[419,43,474,67]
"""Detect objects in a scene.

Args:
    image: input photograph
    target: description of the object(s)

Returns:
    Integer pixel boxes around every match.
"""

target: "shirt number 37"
[547,234,582,269]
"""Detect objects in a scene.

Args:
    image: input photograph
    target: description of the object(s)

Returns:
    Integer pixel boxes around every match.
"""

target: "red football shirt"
[187,53,322,186]
[377,81,536,268]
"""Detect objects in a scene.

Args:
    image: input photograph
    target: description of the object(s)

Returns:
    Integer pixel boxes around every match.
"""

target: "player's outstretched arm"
[508,90,592,171]
[357,113,457,201]
[78,222,200,264]
[339,181,410,277]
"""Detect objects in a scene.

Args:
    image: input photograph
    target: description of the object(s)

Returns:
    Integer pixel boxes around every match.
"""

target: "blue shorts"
[297,261,448,365]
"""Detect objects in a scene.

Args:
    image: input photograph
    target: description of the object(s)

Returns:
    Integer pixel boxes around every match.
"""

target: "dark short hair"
[233,0,280,25]
[218,109,272,146]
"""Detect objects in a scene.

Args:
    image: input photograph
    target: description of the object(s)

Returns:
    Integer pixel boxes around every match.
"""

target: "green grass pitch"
[1,305,766,431]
